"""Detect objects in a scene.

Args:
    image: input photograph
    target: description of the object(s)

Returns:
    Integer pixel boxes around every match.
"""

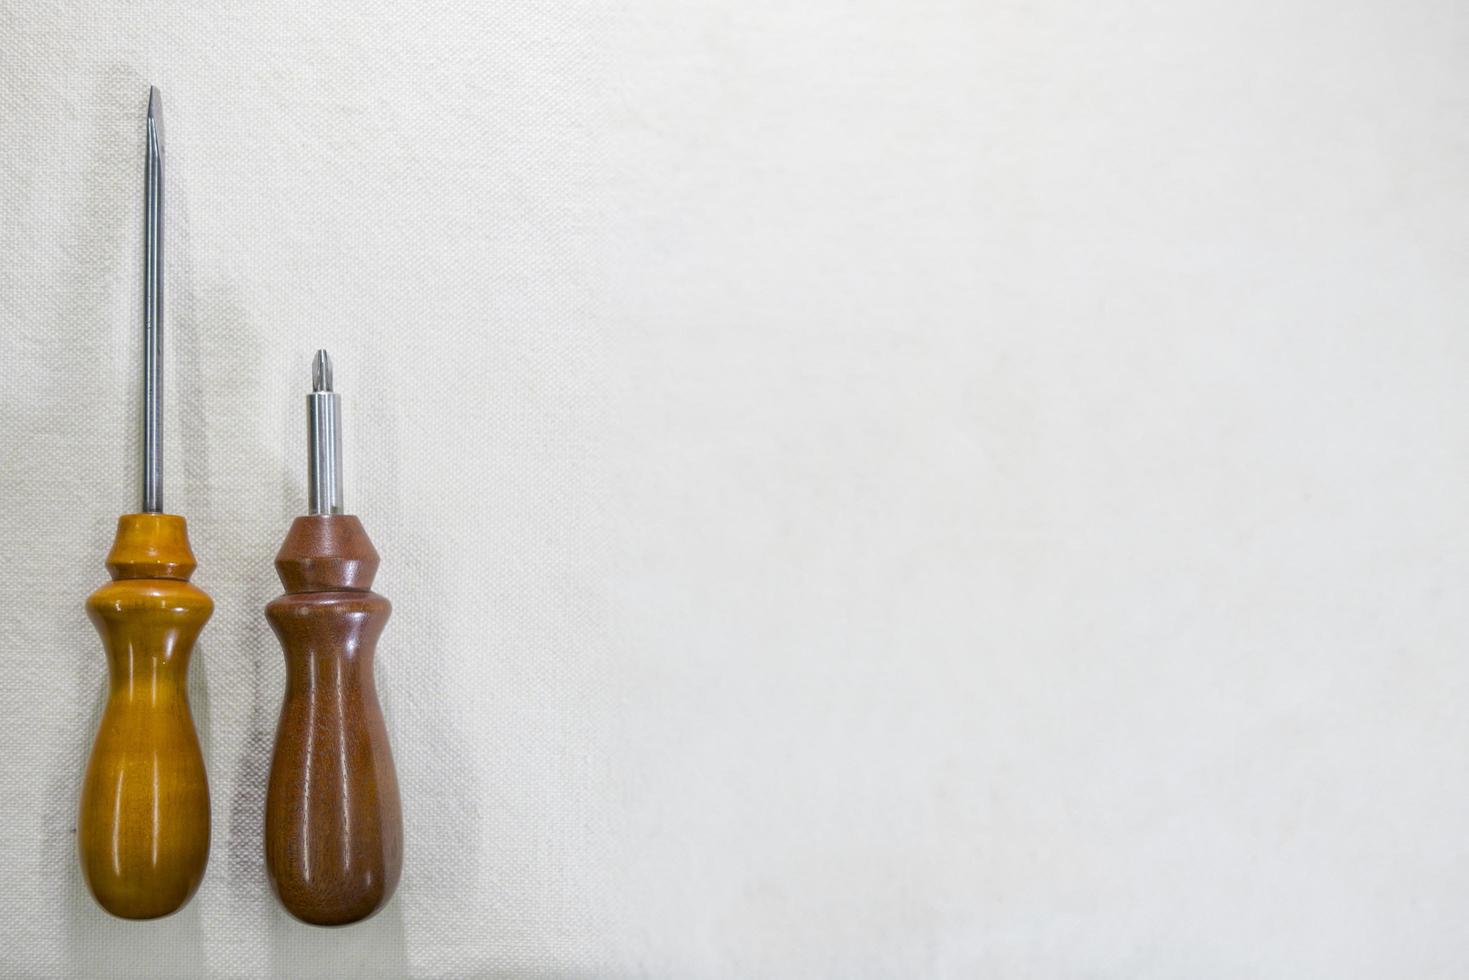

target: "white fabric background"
[3,1,1469,976]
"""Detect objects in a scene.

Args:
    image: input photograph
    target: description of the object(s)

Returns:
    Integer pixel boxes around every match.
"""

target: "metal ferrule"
[307,391,343,515]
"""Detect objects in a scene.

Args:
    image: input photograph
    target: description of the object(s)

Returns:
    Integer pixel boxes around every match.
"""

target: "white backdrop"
[4,1,1469,977]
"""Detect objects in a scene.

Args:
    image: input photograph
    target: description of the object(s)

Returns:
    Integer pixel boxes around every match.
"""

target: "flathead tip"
[146,86,163,152]
[312,350,333,392]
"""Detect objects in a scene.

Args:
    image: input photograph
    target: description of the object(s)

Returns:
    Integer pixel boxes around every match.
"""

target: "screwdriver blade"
[142,85,164,514]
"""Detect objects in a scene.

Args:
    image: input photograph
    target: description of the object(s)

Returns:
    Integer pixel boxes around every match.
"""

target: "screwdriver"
[78,86,213,920]
[264,351,403,926]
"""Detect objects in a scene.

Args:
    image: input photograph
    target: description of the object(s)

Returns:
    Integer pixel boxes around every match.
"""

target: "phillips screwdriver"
[264,351,403,925]
[78,86,213,920]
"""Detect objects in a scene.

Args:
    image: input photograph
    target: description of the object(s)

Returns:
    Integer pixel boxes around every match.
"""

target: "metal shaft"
[142,86,164,513]
[307,350,344,515]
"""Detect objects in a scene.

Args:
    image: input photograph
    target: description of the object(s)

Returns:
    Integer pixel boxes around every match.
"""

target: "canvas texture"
[5,0,1469,977]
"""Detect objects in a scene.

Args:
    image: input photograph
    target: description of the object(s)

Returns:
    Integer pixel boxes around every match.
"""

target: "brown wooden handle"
[79,514,212,920]
[264,515,402,926]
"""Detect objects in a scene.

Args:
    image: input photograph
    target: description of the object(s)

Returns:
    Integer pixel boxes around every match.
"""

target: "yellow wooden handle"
[78,514,212,919]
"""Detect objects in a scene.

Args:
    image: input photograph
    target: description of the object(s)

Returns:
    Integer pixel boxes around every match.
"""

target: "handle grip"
[264,515,402,926]
[79,514,212,920]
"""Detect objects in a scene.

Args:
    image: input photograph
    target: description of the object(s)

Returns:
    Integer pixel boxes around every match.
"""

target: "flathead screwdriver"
[77,87,213,920]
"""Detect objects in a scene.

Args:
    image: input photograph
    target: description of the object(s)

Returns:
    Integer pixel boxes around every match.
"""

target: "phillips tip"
[313,349,333,392]
[307,350,343,514]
